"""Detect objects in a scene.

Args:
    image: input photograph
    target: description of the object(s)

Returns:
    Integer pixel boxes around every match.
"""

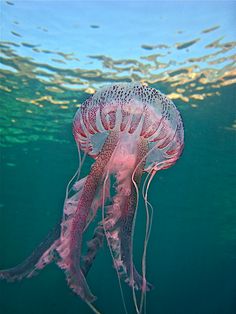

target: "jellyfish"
[0,83,184,314]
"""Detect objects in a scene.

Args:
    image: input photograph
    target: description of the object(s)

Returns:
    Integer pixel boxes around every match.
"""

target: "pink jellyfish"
[0,83,184,314]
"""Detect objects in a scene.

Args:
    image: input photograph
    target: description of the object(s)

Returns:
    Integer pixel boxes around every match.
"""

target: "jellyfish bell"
[73,83,184,170]
[0,83,184,314]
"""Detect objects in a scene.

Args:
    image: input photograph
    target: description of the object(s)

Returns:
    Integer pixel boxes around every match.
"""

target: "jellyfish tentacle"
[56,131,119,303]
[139,169,156,314]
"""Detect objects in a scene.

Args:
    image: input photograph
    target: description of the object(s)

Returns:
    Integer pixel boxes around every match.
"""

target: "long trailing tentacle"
[142,171,155,244]
[139,169,156,314]
[135,160,166,314]
[129,139,153,314]
[129,140,168,314]
[130,172,142,313]
[135,169,152,314]
[85,301,102,314]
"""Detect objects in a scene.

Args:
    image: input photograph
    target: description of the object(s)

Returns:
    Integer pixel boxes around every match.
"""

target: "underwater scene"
[0,1,236,313]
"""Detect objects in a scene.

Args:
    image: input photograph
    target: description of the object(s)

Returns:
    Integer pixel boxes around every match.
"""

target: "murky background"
[0,1,236,313]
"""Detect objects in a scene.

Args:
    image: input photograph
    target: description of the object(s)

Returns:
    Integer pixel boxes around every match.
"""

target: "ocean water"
[0,1,236,314]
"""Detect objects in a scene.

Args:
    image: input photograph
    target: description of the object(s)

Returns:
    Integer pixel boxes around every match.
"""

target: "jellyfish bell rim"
[73,82,184,172]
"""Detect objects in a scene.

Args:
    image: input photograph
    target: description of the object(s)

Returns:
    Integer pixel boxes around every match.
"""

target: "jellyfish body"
[0,83,184,313]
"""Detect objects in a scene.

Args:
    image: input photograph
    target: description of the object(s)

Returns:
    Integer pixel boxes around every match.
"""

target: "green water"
[1,1,236,313]
[0,84,236,314]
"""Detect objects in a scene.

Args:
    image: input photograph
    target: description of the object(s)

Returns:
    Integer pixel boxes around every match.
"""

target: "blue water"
[0,1,236,314]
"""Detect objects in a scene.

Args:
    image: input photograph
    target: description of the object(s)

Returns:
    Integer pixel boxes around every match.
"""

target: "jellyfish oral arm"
[56,131,119,303]
[101,137,153,291]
